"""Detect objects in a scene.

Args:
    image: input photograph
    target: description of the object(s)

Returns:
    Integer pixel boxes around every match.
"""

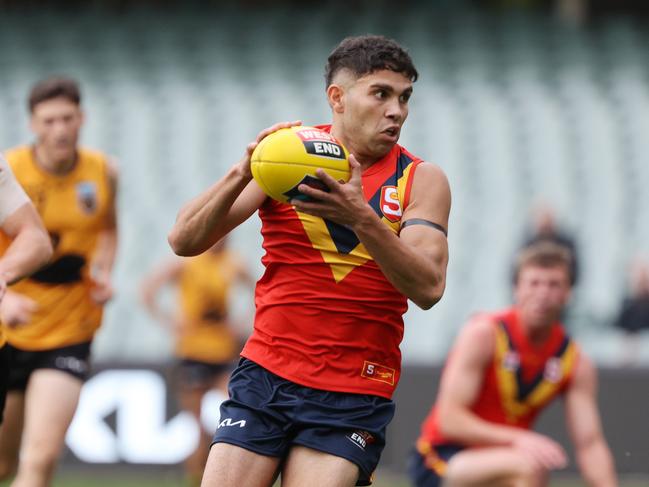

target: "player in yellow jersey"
[0,77,118,487]
[140,238,254,487]
[0,155,53,426]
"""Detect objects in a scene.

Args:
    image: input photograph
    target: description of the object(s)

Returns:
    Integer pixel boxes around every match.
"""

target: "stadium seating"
[0,6,647,363]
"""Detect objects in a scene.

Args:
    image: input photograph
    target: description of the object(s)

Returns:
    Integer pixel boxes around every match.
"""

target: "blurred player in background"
[140,238,254,487]
[169,35,450,487]
[0,77,118,487]
[613,257,649,366]
[410,242,617,487]
[0,156,53,425]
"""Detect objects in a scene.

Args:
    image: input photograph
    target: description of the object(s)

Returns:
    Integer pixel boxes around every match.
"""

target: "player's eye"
[374,90,387,99]
[400,93,411,103]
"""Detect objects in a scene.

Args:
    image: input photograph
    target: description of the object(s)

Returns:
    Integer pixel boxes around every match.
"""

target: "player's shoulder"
[3,145,31,168]
[453,312,499,350]
[79,147,119,182]
[78,146,112,166]
[397,143,445,171]
[572,350,597,384]
[465,311,499,336]
[412,161,449,184]
[405,161,451,218]
[447,312,498,364]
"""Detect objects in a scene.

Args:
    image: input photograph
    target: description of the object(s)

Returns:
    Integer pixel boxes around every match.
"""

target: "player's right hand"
[512,430,568,471]
[0,290,38,327]
[237,120,302,179]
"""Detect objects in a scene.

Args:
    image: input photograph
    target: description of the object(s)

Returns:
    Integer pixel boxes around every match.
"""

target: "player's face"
[340,69,412,160]
[30,97,83,163]
[515,265,572,328]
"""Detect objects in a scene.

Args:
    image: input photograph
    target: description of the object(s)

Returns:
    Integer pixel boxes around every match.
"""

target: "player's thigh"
[201,442,280,487]
[21,369,82,457]
[0,391,25,471]
[444,447,541,487]
[282,445,359,487]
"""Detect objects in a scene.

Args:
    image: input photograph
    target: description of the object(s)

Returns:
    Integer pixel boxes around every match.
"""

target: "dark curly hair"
[325,35,418,88]
[28,76,81,113]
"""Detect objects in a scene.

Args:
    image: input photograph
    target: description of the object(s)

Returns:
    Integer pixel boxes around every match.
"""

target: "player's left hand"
[291,154,373,229]
[90,273,114,304]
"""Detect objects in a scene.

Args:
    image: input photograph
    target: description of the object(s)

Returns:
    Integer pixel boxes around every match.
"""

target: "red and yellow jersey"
[242,125,423,399]
[0,146,113,350]
[418,307,580,447]
[176,250,241,364]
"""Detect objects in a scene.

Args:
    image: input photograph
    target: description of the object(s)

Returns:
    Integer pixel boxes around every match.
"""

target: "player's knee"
[444,453,545,487]
[444,455,476,486]
[511,457,546,487]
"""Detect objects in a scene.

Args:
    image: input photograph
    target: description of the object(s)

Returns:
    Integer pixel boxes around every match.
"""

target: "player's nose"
[385,100,405,122]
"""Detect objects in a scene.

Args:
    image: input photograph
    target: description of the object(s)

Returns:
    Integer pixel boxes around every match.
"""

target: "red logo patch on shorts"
[361,361,396,385]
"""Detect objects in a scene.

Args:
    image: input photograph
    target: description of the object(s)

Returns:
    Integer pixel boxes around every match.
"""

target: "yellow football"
[250,126,351,203]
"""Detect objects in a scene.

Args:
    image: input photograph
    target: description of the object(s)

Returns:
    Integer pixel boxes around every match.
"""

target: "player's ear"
[327,84,345,114]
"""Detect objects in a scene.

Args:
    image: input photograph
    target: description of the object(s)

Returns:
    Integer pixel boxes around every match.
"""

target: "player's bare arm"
[565,354,618,487]
[169,121,300,256]
[0,202,52,286]
[90,160,119,304]
[436,317,568,470]
[140,258,184,332]
[292,158,450,309]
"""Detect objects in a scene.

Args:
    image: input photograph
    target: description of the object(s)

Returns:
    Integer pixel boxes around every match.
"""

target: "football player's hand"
[91,272,114,304]
[238,121,302,179]
[291,154,373,229]
[512,430,568,471]
[0,290,37,327]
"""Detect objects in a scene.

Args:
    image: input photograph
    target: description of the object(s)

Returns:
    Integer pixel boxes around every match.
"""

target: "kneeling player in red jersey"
[410,242,617,487]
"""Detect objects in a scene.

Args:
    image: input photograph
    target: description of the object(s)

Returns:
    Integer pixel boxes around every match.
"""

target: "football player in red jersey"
[169,35,451,487]
[410,242,617,487]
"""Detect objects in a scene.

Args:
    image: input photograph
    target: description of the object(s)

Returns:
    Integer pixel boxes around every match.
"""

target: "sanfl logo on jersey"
[544,357,563,383]
[380,186,402,222]
[76,181,98,214]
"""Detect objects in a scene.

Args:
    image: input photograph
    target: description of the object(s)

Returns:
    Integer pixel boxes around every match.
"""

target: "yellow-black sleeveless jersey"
[176,249,241,364]
[0,146,114,350]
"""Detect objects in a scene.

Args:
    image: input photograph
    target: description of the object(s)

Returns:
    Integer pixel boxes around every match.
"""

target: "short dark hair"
[325,35,418,88]
[513,242,573,285]
[28,76,81,112]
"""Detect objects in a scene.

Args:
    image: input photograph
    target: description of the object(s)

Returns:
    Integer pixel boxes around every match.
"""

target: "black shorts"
[212,358,395,486]
[0,344,10,424]
[7,341,91,391]
[408,443,464,487]
[176,358,234,389]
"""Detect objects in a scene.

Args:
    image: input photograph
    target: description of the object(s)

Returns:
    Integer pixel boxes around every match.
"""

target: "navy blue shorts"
[408,443,464,487]
[212,358,395,486]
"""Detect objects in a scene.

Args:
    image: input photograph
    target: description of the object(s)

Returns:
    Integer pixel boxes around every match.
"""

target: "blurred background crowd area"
[0,0,648,366]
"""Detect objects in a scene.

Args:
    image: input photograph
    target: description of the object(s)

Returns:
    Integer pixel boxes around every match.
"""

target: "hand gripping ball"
[250,126,351,203]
